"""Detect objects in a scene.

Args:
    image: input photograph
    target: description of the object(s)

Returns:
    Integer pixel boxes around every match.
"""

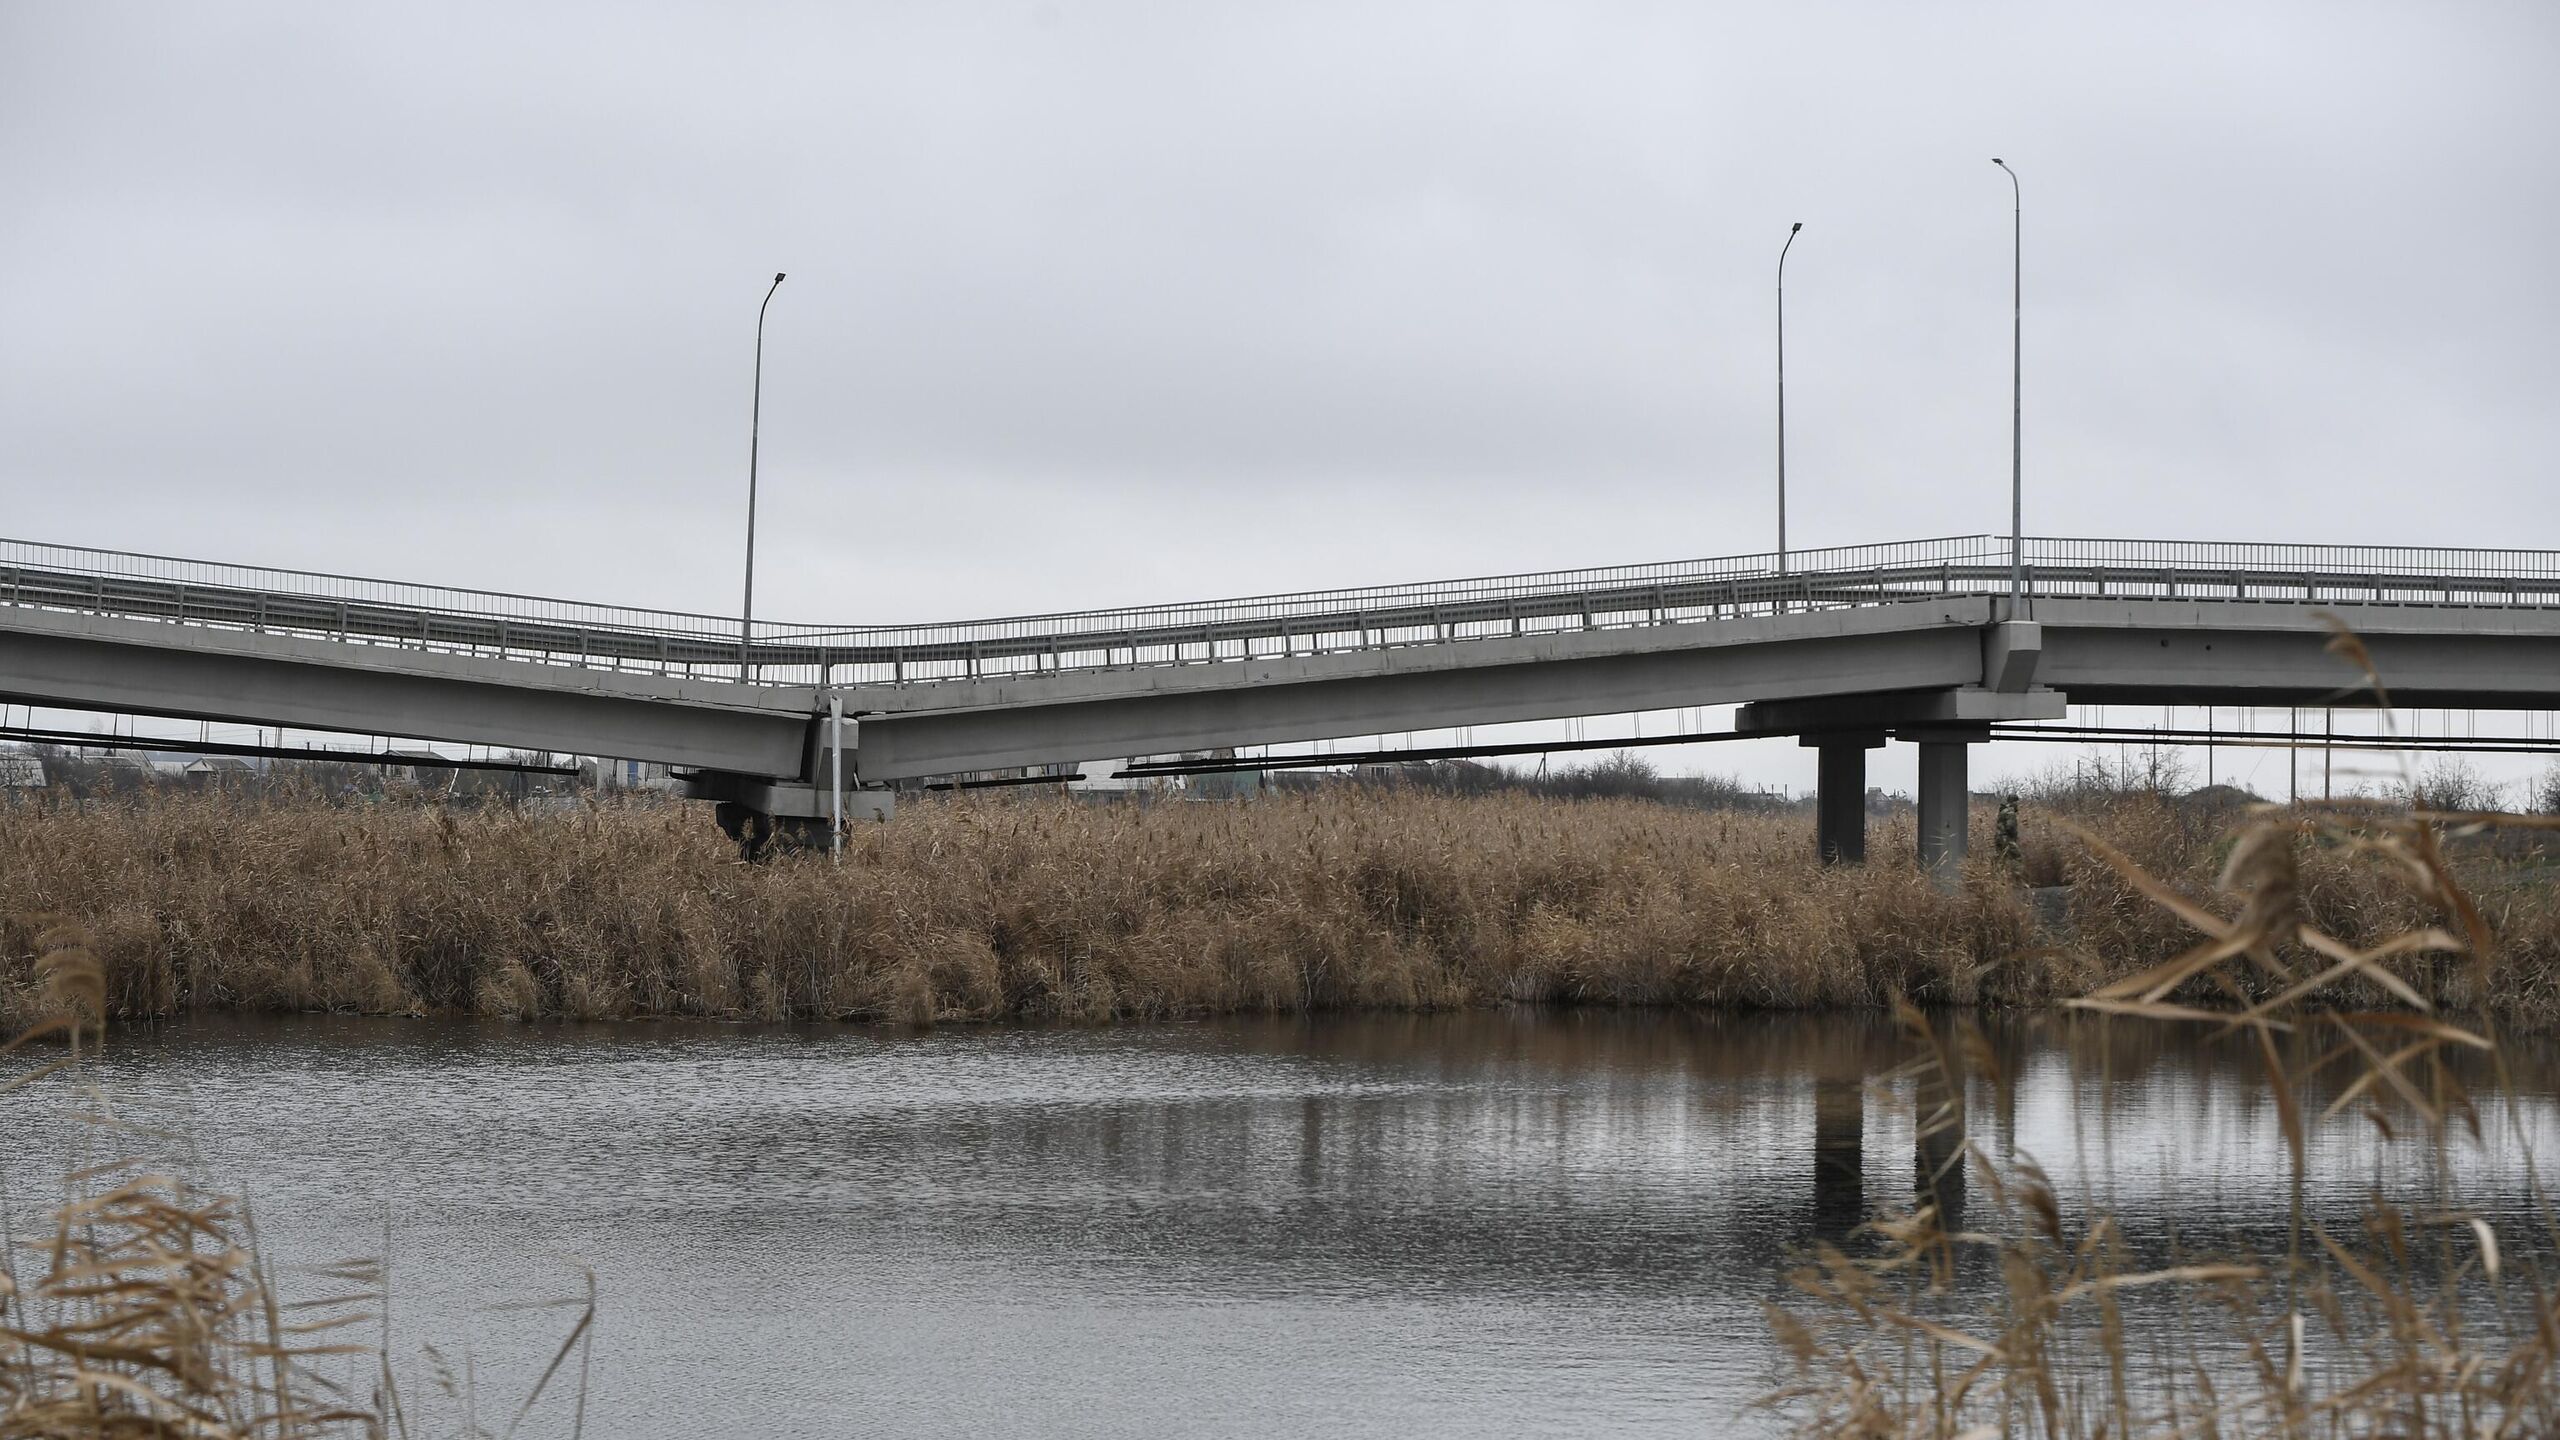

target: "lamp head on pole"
[773,272,787,285]
[1791,221,1802,233]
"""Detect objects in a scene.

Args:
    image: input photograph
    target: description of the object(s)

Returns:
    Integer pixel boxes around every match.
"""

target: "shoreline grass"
[3,787,2555,1031]
[11,783,2560,1435]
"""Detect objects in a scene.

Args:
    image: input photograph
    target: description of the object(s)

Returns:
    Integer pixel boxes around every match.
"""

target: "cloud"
[2,1,2553,788]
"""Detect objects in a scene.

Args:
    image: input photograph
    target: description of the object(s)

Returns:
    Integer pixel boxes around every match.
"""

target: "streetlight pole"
[1992,160,2022,612]
[742,271,787,679]
[1777,222,1802,576]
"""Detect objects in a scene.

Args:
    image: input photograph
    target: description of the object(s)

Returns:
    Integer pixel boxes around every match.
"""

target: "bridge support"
[689,771,894,862]
[1908,727,1984,890]
[1740,685,2060,871]
[1811,733,1883,865]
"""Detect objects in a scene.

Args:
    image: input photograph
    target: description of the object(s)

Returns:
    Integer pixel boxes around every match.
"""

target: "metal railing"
[6,534,2557,692]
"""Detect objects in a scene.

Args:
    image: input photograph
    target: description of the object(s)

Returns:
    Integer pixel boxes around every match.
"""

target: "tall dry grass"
[1767,788,2560,1435]
[1,787,2556,1030]
[1,930,594,1438]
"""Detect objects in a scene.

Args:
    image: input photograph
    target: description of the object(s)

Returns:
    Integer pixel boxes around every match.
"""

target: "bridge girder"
[0,607,813,777]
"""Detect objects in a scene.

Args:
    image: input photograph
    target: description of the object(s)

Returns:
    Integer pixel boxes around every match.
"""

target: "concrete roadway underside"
[7,594,2559,864]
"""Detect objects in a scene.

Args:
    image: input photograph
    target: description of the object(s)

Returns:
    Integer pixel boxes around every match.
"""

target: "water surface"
[10,1010,2557,1436]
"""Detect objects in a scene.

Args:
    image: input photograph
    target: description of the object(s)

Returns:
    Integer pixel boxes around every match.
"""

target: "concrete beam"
[2032,598,2560,709]
[852,622,1987,781]
[1735,685,2065,735]
[1983,620,2042,692]
[0,609,813,776]
[847,597,2007,716]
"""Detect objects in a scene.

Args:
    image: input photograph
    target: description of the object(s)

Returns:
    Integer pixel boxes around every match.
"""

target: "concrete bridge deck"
[6,533,2557,860]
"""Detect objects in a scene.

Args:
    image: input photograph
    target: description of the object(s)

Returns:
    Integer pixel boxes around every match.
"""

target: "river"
[9,1010,2557,1436]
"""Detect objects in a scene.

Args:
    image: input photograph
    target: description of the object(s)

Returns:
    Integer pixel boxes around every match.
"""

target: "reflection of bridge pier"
[1811,1076,1864,1238]
[1914,1057,1968,1230]
[1806,1036,1972,1240]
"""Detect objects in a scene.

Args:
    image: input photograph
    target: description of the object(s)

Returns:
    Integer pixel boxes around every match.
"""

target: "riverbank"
[2,789,2553,1028]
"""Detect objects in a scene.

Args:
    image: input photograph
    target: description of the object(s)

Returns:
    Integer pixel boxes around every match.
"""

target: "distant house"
[1184,748,1263,800]
[380,749,450,787]
[1066,758,1159,799]
[182,756,259,788]
[0,753,45,788]
[593,757,680,792]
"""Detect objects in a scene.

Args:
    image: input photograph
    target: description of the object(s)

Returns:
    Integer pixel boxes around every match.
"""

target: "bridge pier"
[1742,682,2059,871]
[1908,727,1985,889]
[1810,733,1883,865]
[692,772,895,862]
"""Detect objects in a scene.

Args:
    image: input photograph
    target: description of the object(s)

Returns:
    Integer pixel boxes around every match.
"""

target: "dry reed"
[1,929,594,1438]
[2,787,2556,1031]
[1766,788,2560,1435]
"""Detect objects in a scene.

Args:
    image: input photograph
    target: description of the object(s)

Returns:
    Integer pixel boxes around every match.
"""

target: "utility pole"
[741,271,787,680]
[1992,160,2023,614]
[1777,222,1803,576]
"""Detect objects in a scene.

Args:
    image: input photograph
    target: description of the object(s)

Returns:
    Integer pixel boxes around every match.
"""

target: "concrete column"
[1915,738,1971,887]
[1812,1077,1864,1239]
[1812,735,1882,865]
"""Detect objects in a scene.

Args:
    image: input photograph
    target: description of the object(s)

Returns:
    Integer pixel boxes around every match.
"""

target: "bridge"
[5,533,2557,863]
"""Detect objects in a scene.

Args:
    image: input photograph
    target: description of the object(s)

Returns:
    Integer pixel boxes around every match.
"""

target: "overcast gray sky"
[5,2,2556,792]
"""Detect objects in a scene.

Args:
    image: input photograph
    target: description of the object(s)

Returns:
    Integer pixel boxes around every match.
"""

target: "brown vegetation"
[1768,794,2560,1436]
[1,786,2556,1031]
[11,782,2560,1434]
[1,932,592,1438]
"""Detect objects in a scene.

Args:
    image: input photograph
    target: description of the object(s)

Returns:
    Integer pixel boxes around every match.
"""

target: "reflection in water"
[5,1009,2556,1437]
[1811,1077,1863,1240]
